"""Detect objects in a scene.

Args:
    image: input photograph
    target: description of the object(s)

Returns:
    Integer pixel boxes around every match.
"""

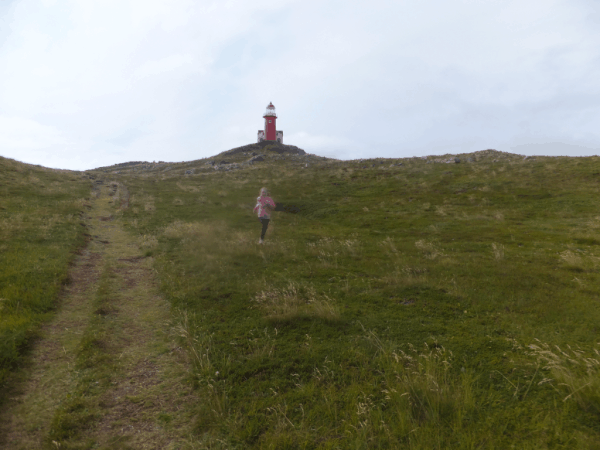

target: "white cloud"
[286,132,358,156]
[0,115,95,169]
[132,54,197,80]
[511,142,600,156]
[0,115,67,149]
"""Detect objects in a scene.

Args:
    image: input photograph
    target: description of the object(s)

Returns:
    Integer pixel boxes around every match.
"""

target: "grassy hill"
[0,156,90,388]
[2,146,600,448]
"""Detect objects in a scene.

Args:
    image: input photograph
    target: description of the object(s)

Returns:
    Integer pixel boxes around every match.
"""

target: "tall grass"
[528,340,600,417]
[253,282,339,321]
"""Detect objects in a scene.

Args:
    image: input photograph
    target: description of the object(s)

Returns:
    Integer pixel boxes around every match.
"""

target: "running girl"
[253,187,276,244]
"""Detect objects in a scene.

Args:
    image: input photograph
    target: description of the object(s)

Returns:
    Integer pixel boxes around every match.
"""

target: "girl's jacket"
[254,196,276,219]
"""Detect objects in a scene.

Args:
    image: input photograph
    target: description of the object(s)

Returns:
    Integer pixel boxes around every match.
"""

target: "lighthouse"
[257,102,283,144]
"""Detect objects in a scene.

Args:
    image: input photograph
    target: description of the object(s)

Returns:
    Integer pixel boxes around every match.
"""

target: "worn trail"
[0,180,197,449]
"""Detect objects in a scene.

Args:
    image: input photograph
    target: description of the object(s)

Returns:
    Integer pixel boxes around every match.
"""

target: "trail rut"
[0,180,198,450]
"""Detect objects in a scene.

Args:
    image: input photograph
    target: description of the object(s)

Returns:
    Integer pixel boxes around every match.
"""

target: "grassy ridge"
[0,156,90,390]
[110,149,600,448]
[3,147,599,448]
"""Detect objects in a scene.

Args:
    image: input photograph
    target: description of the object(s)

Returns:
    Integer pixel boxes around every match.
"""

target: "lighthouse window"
[269,120,272,123]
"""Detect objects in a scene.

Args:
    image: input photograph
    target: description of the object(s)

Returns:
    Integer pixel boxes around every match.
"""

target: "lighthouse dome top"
[263,102,277,118]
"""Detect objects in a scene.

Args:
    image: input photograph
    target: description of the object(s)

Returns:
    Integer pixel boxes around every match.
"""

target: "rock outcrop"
[222,142,306,157]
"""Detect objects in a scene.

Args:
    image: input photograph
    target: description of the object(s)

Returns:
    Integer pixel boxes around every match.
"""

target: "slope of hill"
[105,147,600,448]
[0,156,89,389]
[2,146,600,448]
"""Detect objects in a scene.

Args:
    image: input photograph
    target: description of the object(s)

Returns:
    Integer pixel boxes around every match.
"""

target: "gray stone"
[185,169,195,174]
[455,157,461,164]
[250,155,265,162]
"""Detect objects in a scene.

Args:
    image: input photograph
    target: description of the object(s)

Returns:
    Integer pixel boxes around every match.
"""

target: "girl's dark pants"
[259,217,270,239]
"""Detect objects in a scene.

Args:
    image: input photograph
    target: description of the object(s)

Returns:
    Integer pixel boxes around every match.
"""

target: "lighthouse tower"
[257,102,283,143]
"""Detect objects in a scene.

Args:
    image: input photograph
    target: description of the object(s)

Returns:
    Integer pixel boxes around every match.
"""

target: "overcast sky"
[0,0,599,170]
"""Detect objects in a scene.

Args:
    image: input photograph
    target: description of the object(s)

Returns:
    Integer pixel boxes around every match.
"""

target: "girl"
[253,187,276,244]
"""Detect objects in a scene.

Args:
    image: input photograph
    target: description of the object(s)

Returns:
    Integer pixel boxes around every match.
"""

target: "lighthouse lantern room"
[257,102,283,144]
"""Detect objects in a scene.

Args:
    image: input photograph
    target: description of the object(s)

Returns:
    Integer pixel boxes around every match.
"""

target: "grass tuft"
[528,340,600,417]
[253,282,340,321]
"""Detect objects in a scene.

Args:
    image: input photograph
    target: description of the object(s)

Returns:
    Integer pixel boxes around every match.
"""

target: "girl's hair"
[259,187,269,197]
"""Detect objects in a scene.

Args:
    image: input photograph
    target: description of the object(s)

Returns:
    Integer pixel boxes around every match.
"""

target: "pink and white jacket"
[254,196,276,219]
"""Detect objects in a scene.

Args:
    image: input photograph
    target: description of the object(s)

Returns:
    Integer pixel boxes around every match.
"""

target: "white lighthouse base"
[257,130,283,144]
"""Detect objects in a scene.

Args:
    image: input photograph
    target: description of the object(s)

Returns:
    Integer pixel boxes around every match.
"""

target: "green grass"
[0,156,90,392]
[103,149,600,448]
[47,261,118,446]
[4,147,600,448]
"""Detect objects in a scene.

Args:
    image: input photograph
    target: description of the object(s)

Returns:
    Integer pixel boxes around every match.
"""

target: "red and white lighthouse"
[257,102,283,143]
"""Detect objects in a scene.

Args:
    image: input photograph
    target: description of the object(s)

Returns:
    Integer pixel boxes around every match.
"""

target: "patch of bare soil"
[88,256,198,449]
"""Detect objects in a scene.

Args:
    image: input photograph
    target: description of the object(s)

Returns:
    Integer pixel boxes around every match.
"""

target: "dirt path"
[0,180,198,450]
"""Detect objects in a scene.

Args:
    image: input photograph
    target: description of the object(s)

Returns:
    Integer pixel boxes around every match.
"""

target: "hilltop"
[88,145,528,177]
